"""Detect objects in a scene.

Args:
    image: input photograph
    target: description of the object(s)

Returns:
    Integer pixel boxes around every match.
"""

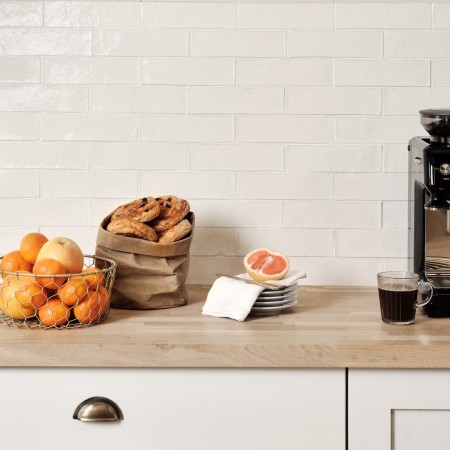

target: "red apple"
[36,237,84,275]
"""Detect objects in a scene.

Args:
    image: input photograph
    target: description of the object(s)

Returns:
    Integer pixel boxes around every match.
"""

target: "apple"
[36,237,84,274]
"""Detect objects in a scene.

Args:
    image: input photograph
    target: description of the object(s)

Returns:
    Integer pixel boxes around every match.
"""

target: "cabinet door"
[0,368,345,450]
[349,369,450,450]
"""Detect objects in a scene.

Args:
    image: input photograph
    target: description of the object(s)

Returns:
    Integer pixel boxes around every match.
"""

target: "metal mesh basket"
[0,255,116,329]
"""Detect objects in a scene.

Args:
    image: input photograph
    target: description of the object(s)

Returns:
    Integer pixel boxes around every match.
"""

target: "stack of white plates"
[250,283,298,316]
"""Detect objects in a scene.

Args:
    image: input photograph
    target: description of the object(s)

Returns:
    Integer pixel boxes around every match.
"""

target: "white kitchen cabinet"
[0,368,345,450]
[348,369,450,450]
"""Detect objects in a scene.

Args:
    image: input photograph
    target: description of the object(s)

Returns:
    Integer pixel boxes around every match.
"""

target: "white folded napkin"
[202,276,264,322]
[237,270,307,287]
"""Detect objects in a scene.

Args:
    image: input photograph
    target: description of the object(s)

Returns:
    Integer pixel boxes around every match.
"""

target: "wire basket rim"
[0,254,117,278]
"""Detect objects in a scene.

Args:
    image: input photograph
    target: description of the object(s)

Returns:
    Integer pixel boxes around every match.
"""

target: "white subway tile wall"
[0,1,437,286]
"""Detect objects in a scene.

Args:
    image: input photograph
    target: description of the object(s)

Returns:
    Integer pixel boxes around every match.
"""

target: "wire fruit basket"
[0,255,116,329]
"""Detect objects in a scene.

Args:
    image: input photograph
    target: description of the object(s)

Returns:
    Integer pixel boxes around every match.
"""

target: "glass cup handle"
[416,280,433,308]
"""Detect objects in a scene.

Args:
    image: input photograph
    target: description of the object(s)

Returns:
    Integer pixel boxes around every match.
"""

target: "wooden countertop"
[1,285,450,368]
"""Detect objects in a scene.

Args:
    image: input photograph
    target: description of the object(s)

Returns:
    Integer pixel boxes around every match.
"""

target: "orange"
[15,280,47,309]
[59,278,88,306]
[243,248,289,282]
[0,279,39,320]
[73,291,102,324]
[0,250,33,273]
[73,267,104,290]
[3,270,34,283]
[19,232,48,264]
[38,299,70,327]
[33,258,67,290]
[96,285,110,316]
[1,296,35,320]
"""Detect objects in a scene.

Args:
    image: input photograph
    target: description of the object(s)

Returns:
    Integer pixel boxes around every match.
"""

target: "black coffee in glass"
[378,286,417,324]
[376,272,432,325]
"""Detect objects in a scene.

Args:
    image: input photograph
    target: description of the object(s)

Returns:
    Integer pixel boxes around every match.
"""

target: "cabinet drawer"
[0,368,344,450]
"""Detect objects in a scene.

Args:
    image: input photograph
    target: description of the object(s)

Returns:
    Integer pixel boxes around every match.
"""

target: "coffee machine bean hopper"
[409,109,450,317]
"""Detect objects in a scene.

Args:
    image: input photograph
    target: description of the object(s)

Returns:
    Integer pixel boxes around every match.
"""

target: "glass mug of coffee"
[377,272,433,325]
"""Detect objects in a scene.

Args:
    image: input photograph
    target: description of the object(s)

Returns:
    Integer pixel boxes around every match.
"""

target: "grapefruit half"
[243,248,289,282]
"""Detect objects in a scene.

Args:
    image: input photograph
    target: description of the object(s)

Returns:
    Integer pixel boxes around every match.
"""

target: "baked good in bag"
[111,197,160,223]
[107,218,158,242]
[158,219,192,243]
[150,195,190,233]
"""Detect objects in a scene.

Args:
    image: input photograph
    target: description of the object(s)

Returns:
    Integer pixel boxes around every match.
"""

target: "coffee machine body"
[409,109,450,317]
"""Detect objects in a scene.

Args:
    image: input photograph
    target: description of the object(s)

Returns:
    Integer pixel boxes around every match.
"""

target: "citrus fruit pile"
[244,248,289,282]
[0,233,112,328]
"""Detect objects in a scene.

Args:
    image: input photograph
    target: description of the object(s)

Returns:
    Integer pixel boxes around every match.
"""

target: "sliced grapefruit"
[243,248,289,282]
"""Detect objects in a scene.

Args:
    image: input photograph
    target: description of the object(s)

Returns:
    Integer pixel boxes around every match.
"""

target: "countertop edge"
[1,285,450,369]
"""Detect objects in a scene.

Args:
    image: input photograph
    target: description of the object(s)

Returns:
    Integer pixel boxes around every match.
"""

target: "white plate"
[253,296,296,307]
[256,290,297,302]
[255,295,297,306]
[258,283,298,297]
[250,299,297,316]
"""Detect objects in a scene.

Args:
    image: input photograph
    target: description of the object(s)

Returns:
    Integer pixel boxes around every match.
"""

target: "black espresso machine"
[409,109,450,317]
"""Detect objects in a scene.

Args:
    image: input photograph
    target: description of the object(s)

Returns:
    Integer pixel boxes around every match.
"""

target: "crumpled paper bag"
[95,212,194,309]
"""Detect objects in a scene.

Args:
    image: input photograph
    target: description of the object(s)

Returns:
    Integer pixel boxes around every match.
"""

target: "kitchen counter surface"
[1,285,450,368]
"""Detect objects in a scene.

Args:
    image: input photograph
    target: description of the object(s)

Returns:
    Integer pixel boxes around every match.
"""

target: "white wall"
[0,1,444,285]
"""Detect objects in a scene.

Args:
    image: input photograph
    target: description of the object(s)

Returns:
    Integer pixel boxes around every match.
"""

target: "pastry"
[107,219,158,242]
[158,219,192,243]
[111,197,160,223]
[150,195,190,233]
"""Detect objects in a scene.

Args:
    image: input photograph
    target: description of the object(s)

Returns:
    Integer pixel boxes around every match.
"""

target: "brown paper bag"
[95,212,194,310]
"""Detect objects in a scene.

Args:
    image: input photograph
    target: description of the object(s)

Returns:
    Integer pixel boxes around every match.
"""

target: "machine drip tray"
[429,277,450,288]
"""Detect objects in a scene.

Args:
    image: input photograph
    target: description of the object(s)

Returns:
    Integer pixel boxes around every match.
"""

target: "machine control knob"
[440,163,450,175]
[414,157,423,165]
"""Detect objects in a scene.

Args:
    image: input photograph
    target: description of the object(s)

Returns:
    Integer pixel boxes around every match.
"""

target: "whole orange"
[73,267,104,290]
[19,233,48,264]
[33,258,67,290]
[96,285,110,316]
[38,299,70,327]
[4,270,34,283]
[0,250,33,273]
[0,279,39,319]
[73,291,102,324]
[59,278,88,306]
[15,280,47,309]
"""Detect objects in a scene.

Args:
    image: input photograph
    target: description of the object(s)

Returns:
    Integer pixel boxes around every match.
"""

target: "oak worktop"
[1,285,450,368]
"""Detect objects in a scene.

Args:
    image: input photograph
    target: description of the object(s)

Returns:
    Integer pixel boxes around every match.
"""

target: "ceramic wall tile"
[0,0,436,285]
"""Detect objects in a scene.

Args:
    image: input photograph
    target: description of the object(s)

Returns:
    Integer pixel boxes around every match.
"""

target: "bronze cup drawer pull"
[73,396,124,422]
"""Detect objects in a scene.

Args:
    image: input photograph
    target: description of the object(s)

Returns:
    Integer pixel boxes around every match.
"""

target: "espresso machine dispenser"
[409,109,450,317]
